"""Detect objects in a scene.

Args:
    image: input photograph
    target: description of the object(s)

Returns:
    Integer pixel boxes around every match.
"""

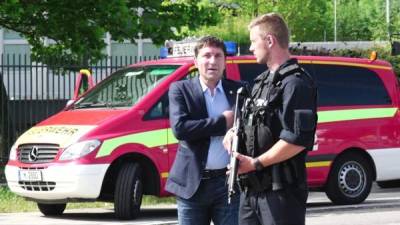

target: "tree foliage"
[267,0,330,42]
[0,0,219,65]
[2,0,400,65]
[191,0,400,44]
[189,0,331,44]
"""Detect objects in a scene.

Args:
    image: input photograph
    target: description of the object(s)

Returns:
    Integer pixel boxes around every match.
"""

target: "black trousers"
[239,186,308,225]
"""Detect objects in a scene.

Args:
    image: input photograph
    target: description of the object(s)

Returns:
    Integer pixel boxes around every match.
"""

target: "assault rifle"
[227,87,247,204]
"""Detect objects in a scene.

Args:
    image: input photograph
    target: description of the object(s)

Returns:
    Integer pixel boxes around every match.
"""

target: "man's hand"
[223,128,235,153]
[222,110,234,129]
[234,153,256,175]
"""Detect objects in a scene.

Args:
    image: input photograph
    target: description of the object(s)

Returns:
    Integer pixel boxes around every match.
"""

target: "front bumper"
[5,163,109,202]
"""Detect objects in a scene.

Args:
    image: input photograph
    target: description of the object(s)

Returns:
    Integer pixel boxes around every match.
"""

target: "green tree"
[192,0,400,44]
[190,0,330,45]
[268,0,330,42]
[0,0,219,65]
[329,0,400,41]
[334,0,378,41]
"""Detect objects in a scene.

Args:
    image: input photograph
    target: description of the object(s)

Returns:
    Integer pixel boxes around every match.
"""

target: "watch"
[253,158,264,171]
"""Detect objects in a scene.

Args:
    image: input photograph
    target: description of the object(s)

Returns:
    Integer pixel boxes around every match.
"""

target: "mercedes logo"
[28,146,39,162]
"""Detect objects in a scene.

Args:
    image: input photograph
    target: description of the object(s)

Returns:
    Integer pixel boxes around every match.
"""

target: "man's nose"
[209,56,217,63]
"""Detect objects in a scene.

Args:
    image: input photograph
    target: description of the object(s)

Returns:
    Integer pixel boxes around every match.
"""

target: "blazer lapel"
[191,77,208,116]
[222,80,236,108]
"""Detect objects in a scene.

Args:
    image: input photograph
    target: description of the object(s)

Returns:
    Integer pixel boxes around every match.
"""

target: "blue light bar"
[224,41,237,56]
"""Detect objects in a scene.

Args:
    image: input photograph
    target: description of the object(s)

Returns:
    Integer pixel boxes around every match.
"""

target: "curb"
[307,199,400,214]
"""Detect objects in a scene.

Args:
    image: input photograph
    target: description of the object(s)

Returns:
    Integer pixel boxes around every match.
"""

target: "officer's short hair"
[248,13,290,49]
[194,36,227,58]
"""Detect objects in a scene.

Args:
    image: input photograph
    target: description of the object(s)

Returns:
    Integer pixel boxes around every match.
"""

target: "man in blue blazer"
[166,36,241,225]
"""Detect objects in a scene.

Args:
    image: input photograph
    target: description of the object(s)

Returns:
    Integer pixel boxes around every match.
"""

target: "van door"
[142,92,171,182]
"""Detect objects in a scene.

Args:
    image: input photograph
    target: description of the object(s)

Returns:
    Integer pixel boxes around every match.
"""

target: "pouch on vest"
[255,121,274,156]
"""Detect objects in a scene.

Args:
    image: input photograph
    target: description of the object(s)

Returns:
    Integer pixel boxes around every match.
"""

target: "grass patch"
[0,185,175,213]
[142,195,176,206]
[0,185,38,212]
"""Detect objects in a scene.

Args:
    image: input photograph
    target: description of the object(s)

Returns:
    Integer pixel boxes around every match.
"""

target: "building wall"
[0,28,160,59]
[0,28,161,100]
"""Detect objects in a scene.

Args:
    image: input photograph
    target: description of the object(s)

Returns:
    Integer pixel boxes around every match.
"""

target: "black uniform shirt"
[257,58,318,150]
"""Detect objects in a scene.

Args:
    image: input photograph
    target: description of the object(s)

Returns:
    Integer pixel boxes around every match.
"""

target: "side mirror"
[73,69,94,100]
[65,99,75,107]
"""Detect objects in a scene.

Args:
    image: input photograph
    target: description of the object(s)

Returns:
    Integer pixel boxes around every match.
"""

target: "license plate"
[19,170,42,182]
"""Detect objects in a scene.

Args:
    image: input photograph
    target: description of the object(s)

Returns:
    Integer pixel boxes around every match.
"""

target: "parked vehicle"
[5,51,400,219]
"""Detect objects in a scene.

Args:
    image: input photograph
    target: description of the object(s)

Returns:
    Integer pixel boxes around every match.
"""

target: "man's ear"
[266,35,274,47]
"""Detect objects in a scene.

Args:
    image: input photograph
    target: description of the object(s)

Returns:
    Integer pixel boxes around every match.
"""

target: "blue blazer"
[165,77,242,199]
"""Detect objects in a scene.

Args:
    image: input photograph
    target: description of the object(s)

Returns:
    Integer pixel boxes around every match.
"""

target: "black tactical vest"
[242,70,281,157]
[238,60,311,192]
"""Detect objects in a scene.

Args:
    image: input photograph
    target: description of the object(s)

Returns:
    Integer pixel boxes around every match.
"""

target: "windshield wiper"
[73,102,113,109]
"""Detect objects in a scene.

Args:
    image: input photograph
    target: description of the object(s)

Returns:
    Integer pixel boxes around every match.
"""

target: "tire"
[377,180,400,189]
[325,152,373,205]
[37,203,66,216]
[114,163,143,220]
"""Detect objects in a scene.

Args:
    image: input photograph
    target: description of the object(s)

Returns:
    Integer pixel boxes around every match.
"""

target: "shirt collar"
[199,78,223,94]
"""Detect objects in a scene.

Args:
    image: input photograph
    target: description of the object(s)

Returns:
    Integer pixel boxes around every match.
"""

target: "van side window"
[312,65,392,106]
[144,93,169,120]
[145,67,227,121]
[238,63,313,87]
[184,69,199,80]
[145,69,204,120]
[238,63,267,86]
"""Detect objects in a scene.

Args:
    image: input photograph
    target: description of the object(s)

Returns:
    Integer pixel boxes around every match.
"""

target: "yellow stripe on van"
[96,108,397,157]
[226,59,392,70]
[306,161,331,168]
[96,129,170,158]
[96,128,179,158]
[318,107,397,123]
[306,60,392,70]
[226,59,255,64]
[161,172,169,178]
[167,128,178,144]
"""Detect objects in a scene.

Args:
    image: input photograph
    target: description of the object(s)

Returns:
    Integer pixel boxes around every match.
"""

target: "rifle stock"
[227,87,246,204]
[227,119,240,204]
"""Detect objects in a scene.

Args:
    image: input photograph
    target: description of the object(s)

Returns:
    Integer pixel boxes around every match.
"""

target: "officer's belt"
[201,168,227,179]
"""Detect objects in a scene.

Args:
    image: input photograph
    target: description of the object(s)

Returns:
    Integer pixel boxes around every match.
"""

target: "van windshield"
[73,65,179,109]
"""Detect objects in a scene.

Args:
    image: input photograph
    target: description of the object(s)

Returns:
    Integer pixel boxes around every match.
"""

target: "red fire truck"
[5,48,400,219]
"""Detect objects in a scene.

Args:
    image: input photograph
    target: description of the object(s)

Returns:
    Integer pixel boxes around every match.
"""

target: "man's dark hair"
[194,36,227,57]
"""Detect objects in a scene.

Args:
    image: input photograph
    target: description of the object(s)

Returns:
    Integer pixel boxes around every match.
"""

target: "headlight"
[59,139,101,161]
[9,144,17,161]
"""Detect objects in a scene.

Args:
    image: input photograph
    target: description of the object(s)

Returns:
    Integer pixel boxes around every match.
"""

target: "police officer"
[223,13,317,225]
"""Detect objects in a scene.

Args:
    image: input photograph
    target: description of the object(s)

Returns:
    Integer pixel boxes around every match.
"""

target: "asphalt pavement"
[1,183,400,225]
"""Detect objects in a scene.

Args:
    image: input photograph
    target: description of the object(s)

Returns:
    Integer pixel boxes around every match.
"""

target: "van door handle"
[159,145,168,154]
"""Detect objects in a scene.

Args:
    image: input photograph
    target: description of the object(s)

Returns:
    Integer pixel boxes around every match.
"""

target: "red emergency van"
[5,53,400,219]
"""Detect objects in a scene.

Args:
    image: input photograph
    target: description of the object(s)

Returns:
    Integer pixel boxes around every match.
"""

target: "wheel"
[37,203,66,216]
[114,163,143,220]
[377,180,400,188]
[325,152,373,205]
